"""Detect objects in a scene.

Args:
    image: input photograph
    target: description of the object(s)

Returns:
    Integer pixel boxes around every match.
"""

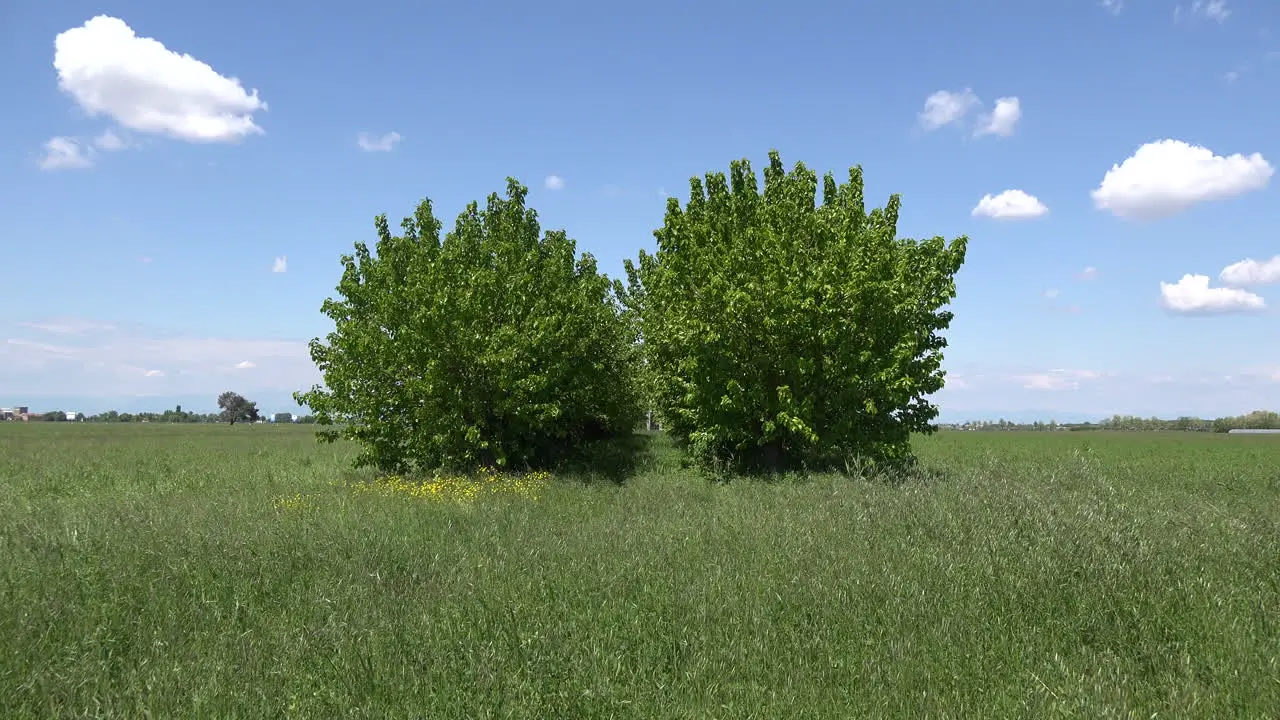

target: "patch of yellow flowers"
[347,466,552,504]
[271,492,318,512]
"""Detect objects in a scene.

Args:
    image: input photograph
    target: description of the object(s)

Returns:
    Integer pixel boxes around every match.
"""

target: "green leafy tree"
[296,178,643,473]
[624,151,967,473]
[217,391,260,425]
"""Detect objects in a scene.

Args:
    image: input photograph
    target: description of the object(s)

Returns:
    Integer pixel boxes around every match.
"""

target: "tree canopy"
[296,178,643,474]
[217,392,260,425]
[624,151,967,473]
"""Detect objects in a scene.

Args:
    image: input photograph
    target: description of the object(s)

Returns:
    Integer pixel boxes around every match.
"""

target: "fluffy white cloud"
[1159,273,1265,313]
[271,256,287,273]
[919,89,980,130]
[545,175,565,190]
[1220,255,1280,287]
[1101,0,1124,14]
[0,318,317,398]
[39,137,93,170]
[971,189,1048,219]
[356,131,401,152]
[1091,139,1273,220]
[975,97,1021,137]
[54,16,267,143]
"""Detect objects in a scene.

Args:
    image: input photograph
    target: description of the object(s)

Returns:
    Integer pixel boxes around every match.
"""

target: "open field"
[2,424,1279,718]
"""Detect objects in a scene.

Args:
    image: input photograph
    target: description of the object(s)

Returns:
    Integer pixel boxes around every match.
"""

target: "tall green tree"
[625,151,967,473]
[296,178,643,474]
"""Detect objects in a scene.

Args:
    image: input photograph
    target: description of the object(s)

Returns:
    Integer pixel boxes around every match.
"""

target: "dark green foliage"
[624,151,967,474]
[296,179,643,474]
[217,391,260,425]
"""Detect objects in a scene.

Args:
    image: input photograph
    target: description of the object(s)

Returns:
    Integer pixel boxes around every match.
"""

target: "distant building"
[273,412,296,424]
[65,411,82,422]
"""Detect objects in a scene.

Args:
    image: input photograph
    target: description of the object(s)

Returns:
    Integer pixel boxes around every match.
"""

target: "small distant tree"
[217,391,260,425]
[625,151,967,473]
[297,179,643,473]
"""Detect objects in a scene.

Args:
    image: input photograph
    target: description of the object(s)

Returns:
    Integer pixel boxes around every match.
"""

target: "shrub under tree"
[623,151,967,474]
[296,179,644,474]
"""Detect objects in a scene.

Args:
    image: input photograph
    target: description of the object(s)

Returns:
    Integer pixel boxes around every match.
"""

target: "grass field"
[2,424,1279,718]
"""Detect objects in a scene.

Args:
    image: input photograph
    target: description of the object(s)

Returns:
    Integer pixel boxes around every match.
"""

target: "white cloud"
[356,131,401,152]
[545,175,565,190]
[18,318,116,334]
[975,97,1021,137]
[1077,266,1099,280]
[1,318,317,398]
[1091,139,1273,220]
[1016,369,1101,391]
[919,89,980,130]
[1220,255,1280,287]
[1044,288,1060,299]
[54,15,267,143]
[39,137,93,170]
[1101,0,1124,14]
[1191,0,1230,22]
[971,189,1048,219]
[93,129,128,151]
[271,256,287,273]
[1159,273,1265,313]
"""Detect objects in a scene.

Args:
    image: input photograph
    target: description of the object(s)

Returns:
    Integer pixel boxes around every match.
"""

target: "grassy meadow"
[2,423,1279,718]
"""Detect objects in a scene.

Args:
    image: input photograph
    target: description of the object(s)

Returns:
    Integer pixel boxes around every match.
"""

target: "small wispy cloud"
[918,88,980,131]
[1076,266,1099,280]
[545,175,565,191]
[272,256,287,273]
[1193,0,1230,23]
[94,129,128,151]
[1100,0,1123,15]
[18,319,116,335]
[1044,288,1060,299]
[2,317,318,398]
[39,137,93,170]
[356,131,401,152]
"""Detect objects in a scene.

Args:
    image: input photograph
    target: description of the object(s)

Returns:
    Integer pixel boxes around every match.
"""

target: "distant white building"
[65,411,81,422]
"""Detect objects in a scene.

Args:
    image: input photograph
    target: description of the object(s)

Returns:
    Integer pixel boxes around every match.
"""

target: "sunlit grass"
[1,423,1278,717]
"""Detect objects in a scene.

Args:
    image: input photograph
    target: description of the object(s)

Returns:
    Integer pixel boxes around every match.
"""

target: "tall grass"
[1,424,1278,717]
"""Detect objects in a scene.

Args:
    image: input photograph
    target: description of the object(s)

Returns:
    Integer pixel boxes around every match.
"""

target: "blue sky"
[1,0,1277,421]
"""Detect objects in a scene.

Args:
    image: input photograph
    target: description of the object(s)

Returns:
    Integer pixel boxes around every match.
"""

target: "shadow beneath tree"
[555,431,663,485]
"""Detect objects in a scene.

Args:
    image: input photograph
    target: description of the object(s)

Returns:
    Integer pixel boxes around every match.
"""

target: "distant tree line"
[23,394,317,424]
[951,410,1280,433]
